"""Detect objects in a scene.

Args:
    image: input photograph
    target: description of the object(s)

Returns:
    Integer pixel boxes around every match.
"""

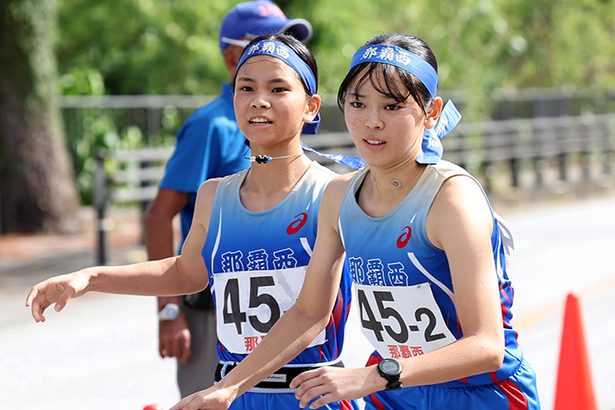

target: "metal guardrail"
[94,113,614,264]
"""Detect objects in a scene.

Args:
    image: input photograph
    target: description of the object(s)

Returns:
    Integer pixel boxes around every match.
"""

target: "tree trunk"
[0,0,79,234]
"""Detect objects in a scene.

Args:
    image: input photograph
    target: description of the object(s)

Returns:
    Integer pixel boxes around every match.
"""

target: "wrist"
[157,296,181,310]
[79,267,98,292]
[215,378,241,404]
[158,303,181,321]
[376,358,403,390]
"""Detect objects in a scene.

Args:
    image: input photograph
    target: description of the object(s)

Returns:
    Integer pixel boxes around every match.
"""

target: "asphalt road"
[1,194,614,409]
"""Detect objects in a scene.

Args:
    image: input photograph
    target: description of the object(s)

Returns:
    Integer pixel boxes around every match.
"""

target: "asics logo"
[396,226,412,248]
[287,212,308,234]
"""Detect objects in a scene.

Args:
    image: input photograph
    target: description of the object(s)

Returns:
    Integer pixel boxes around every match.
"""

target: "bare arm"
[26,181,218,323]
[393,175,504,386]
[172,176,351,409]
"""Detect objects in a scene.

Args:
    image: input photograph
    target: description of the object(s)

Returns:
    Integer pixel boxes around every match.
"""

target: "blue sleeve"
[160,114,215,193]
[160,101,251,193]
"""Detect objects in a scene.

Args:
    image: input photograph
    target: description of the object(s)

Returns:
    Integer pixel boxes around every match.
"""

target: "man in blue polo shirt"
[144,1,312,398]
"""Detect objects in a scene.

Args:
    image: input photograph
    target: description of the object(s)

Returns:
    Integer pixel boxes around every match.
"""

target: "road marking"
[514,272,615,331]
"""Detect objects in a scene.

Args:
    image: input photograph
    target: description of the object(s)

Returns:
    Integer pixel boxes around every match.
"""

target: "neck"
[367,158,426,202]
[241,154,312,208]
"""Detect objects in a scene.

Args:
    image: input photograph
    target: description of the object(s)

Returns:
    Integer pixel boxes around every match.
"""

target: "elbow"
[294,299,329,331]
[174,256,208,294]
[479,336,505,372]
[144,206,164,232]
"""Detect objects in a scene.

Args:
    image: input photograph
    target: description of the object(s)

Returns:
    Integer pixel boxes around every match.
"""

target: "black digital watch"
[377,358,403,390]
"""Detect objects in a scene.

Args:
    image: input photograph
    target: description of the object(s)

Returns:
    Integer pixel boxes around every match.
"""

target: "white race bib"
[354,282,456,359]
[213,267,326,354]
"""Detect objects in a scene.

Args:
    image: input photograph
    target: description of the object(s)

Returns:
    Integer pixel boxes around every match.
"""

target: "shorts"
[365,359,540,410]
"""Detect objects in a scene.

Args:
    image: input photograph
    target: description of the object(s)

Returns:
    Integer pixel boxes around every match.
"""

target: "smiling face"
[233,55,319,154]
[343,69,429,168]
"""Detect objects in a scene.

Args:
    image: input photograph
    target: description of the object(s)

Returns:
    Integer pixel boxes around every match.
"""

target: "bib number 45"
[223,276,280,334]
[215,267,326,353]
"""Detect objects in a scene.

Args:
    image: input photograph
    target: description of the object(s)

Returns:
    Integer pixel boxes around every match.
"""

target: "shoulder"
[431,159,470,179]
[428,168,493,248]
[320,172,358,217]
[192,178,222,227]
[178,96,236,137]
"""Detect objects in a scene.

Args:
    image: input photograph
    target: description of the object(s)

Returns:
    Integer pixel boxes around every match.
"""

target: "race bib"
[354,282,456,359]
[213,267,326,354]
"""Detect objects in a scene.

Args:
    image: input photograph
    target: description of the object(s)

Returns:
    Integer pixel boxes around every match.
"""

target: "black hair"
[233,33,318,96]
[337,33,437,114]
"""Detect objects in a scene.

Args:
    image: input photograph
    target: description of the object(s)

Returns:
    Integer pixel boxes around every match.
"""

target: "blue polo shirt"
[160,83,251,248]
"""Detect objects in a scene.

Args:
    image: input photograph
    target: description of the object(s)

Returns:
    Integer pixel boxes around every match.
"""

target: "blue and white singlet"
[339,160,523,387]
[202,161,353,366]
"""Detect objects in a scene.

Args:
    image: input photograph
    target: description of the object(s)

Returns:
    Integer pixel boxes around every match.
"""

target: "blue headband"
[236,39,320,134]
[350,44,438,97]
[348,43,462,164]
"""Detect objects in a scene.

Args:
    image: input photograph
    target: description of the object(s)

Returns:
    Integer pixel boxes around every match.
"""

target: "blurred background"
[0,0,614,409]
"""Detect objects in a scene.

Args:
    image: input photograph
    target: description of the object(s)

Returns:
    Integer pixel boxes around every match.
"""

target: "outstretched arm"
[25,180,218,323]
[171,177,351,410]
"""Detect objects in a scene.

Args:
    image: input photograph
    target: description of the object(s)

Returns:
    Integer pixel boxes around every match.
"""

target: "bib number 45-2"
[355,283,456,356]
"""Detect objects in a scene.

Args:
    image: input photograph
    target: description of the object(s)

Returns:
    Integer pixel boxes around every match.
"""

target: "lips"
[365,139,385,145]
[249,116,273,125]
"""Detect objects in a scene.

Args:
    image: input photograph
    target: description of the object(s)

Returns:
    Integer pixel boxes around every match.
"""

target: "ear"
[303,94,322,122]
[222,45,243,77]
[424,96,443,129]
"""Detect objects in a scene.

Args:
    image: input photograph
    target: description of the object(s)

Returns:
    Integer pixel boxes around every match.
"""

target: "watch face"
[381,359,401,375]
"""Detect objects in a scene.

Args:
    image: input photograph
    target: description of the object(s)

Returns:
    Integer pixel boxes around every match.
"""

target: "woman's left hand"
[290,365,374,409]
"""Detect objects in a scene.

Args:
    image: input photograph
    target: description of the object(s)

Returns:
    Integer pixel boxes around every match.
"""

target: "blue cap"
[219,1,312,51]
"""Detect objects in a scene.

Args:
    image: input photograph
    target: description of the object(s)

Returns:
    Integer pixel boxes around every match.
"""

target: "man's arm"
[145,188,192,363]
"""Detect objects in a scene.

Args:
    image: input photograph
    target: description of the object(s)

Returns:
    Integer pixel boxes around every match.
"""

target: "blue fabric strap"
[301,142,365,170]
[416,100,462,164]
[350,44,438,98]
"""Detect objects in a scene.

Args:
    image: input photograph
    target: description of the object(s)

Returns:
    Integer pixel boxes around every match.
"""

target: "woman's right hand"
[170,384,237,410]
[25,269,92,322]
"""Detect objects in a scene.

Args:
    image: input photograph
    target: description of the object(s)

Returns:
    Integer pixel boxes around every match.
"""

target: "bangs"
[341,62,430,113]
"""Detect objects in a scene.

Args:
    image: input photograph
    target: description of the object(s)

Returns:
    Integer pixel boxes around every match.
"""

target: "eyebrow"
[236,76,292,85]
[348,91,364,98]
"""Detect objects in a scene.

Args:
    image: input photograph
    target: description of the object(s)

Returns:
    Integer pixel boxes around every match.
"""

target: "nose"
[365,108,383,130]
[251,94,270,109]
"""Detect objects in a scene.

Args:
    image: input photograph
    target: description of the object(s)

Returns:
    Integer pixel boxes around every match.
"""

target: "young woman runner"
[26,34,357,410]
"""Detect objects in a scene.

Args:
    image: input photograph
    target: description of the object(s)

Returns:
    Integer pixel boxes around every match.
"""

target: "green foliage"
[57,0,232,94]
[56,0,615,104]
[63,105,179,203]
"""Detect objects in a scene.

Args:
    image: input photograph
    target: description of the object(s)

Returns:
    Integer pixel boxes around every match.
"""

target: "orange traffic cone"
[553,293,597,410]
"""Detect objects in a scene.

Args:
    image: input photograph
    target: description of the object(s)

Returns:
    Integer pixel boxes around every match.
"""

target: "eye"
[385,103,400,111]
[272,87,288,93]
[238,85,253,92]
[349,101,364,108]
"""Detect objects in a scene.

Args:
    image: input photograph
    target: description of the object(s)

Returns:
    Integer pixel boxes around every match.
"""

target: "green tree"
[0,0,79,233]
[55,0,615,101]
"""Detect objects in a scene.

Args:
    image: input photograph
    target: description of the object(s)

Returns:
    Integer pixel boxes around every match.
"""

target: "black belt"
[215,361,344,390]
